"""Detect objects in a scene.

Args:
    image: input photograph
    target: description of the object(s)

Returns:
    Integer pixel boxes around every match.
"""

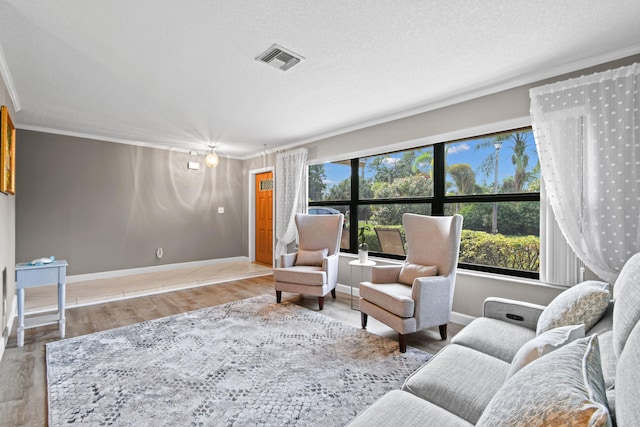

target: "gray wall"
[0,79,15,346]
[16,131,244,275]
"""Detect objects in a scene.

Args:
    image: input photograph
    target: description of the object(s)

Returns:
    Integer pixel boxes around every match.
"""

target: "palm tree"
[412,150,433,178]
[510,132,530,192]
[448,163,476,195]
[477,131,535,192]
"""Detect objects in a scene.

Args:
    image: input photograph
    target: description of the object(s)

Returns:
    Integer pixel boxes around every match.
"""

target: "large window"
[308,128,540,278]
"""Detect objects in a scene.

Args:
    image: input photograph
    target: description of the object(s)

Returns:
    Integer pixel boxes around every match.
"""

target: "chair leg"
[439,324,448,340]
[398,334,407,353]
[331,289,336,299]
[276,291,282,303]
[361,312,368,329]
[318,296,325,310]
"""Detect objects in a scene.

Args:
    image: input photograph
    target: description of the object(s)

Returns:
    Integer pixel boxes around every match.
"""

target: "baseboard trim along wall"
[0,295,17,364]
[66,256,253,283]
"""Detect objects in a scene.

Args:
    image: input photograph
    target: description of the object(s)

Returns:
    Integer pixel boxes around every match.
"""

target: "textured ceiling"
[1,1,639,158]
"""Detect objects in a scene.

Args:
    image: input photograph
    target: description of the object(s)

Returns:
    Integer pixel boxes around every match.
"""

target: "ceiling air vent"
[255,44,304,71]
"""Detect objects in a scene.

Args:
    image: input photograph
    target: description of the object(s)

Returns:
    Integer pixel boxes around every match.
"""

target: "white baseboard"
[0,295,17,362]
[336,283,475,327]
[67,256,252,283]
[336,283,357,297]
[450,311,475,326]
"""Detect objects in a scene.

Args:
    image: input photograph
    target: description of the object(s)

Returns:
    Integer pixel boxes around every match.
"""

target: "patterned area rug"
[46,294,431,426]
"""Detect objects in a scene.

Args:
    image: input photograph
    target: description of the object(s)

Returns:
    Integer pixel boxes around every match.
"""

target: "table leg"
[350,265,359,311]
[17,287,24,347]
[350,285,355,310]
[350,265,354,310]
[58,282,66,338]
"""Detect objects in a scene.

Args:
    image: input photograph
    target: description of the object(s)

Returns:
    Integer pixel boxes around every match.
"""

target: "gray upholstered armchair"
[360,213,463,352]
[273,213,344,310]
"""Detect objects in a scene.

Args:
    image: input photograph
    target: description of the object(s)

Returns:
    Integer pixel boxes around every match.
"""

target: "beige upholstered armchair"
[360,213,463,352]
[273,213,344,310]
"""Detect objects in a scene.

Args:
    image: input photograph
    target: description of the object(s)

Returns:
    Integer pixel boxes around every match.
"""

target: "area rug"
[46,294,431,426]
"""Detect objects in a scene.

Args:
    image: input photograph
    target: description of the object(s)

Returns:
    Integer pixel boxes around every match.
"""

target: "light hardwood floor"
[0,266,461,426]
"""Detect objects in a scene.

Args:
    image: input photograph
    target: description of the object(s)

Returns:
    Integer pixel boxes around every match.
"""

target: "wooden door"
[255,171,273,265]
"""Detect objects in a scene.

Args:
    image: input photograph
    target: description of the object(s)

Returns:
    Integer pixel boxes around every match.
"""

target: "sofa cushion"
[403,344,509,424]
[347,390,473,427]
[536,280,610,335]
[398,263,438,285]
[450,317,536,363]
[294,248,328,266]
[613,252,640,357]
[607,388,616,425]
[597,330,617,391]
[615,321,640,426]
[587,302,616,390]
[477,335,611,426]
[588,302,614,336]
[507,324,585,378]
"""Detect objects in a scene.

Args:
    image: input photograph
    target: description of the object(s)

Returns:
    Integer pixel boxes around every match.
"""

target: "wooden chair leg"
[331,289,336,298]
[361,312,368,329]
[439,324,447,340]
[276,291,282,303]
[318,296,325,310]
[398,334,407,353]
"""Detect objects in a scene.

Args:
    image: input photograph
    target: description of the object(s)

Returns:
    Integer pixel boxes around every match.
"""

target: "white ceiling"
[1,1,639,158]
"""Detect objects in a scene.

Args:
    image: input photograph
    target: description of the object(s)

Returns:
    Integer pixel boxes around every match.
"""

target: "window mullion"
[350,158,359,253]
[432,143,445,216]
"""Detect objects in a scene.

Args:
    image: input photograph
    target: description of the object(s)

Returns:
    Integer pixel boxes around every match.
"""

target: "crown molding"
[0,42,21,111]
[17,124,245,159]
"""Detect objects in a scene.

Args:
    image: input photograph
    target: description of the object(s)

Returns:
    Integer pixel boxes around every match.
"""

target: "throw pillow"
[398,263,438,286]
[477,335,611,426]
[536,280,610,335]
[507,324,585,379]
[294,248,328,266]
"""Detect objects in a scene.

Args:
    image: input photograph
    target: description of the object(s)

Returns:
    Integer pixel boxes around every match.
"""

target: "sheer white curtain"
[275,148,308,264]
[540,181,585,286]
[530,63,640,284]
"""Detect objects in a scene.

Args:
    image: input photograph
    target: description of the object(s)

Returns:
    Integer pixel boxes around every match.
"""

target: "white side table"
[15,260,68,347]
[348,259,376,310]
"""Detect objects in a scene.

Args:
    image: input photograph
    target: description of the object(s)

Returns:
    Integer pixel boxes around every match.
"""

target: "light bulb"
[205,151,219,168]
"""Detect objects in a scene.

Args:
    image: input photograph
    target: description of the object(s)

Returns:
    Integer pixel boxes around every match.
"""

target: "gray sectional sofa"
[349,252,640,426]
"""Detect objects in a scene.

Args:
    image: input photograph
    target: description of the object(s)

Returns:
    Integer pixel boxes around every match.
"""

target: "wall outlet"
[156,248,163,259]
[218,207,224,214]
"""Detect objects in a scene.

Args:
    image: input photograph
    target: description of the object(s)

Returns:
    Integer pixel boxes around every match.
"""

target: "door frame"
[248,166,275,266]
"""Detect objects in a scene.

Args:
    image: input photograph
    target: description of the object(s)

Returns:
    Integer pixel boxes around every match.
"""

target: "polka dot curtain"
[530,63,640,284]
[275,148,308,265]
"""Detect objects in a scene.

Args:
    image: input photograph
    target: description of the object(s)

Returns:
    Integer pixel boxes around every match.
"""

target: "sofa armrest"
[280,252,297,268]
[370,265,402,283]
[483,297,546,331]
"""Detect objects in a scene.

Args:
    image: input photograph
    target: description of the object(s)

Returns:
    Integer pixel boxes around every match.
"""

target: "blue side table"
[15,260,68,347]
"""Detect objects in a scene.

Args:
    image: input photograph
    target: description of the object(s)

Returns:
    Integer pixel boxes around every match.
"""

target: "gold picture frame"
[1,105,15,195]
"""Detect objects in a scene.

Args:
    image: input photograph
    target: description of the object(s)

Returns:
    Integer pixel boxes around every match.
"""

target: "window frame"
[308,127,540,279]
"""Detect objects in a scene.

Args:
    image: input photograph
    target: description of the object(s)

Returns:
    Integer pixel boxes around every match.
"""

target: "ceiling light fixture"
[205,144,219,168]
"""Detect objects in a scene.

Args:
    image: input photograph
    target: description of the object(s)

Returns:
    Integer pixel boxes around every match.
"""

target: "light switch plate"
[218,207,224,214]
